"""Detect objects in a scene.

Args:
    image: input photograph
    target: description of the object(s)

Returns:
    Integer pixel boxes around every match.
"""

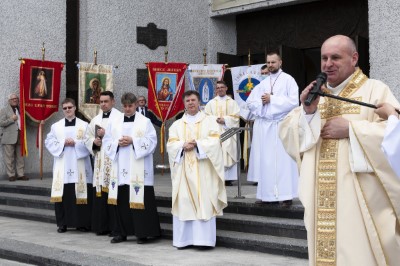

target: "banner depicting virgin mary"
[187,64,225,107]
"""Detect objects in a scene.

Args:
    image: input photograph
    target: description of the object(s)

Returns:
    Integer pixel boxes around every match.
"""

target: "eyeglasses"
[62,106,74,110]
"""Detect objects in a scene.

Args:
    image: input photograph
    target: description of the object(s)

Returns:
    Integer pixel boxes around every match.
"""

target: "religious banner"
[187,64,225,106]
[78,62,114,120]
[230,64,264,169]
[231,64,265,120]
[19,58,64,156]
[147,62,187,154]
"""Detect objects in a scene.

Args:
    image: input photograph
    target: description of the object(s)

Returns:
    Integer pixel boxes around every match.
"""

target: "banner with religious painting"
[187,64,225,107]
[230,64,264,169]
[19,58,64,156]
[147,62,187,154]
[231,64,265,120]
[78,62,114,120]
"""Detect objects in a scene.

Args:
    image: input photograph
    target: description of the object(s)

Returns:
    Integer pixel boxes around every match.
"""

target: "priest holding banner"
[85,91,121,236]
[103,92,161,244]
[167,90,227,249]
[45,98,93,233]
[204,81,240,186]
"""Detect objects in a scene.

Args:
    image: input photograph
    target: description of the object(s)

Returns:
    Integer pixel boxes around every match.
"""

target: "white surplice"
[45,118,93,202]
[103,112,157,187]
[204,95,240,181]
[382,115,400,178]
[246,69,299,201]
[85,108,122,194]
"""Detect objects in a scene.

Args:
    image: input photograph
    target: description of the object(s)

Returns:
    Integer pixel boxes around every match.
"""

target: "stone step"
[0,205,55,224]
[156,195,304,219]
[159,223,308,259]
[157,207,306,240]
[0,183,50,196]
[0,192,53,210]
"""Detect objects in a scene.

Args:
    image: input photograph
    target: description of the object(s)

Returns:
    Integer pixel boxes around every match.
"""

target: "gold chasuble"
[167,112,227,221]
[279,69,400,266]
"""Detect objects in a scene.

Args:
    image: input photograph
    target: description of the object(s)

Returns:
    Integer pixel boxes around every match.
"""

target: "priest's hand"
[321,117,349,139]
[301,81,320,114]
[118,136,133,147]
[375,103,399,120]
[96,127,105,138]
[64,138,75,146]
[261,93,271,105]
[216,117,225,125]
[183,140,196,152]
[94,137,102,147]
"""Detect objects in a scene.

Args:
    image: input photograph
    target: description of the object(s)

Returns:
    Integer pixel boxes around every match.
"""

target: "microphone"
[304,72,327,106]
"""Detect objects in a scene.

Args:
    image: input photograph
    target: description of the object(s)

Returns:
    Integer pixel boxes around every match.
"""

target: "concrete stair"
[0,182,308,259]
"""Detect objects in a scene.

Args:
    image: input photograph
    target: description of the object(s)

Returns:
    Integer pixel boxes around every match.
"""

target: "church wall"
[0,0,66,179]
[368,0,400,99]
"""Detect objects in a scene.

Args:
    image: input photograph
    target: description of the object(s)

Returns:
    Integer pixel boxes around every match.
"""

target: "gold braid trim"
[102,186,109,193]
[315,69,368,265]
[130,203,145,209]
[96,191,102,197]
[76,198,88,205]
[50,197,62,203]
[107,198,117,205]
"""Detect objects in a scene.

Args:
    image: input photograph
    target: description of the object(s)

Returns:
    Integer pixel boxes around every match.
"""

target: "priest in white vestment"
[103,92,160,244]
[279,35,400,266]
[246,52,299,206]
[167,90,227,249]
[85,91,121,235]
[45,98,93,233]
[204,80,240,186]
[375,102,400,178]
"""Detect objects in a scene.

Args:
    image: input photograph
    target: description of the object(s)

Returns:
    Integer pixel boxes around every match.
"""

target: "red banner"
[147,62,186,154]
[19,59,64,156]
[147,62,186,121]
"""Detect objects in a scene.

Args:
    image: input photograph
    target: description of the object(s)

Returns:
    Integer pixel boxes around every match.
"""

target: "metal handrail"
[220,127,252,199]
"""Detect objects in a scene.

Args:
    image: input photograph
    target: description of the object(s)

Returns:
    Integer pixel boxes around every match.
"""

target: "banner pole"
[41,42,45,61]
[94,49,97,65]
[203,49,207,65]
[40,120,43,180]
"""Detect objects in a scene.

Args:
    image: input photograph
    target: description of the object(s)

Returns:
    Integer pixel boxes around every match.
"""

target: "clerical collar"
[124,114,135,122]
[326,72,354,96]
[185,111,201,124]
[102,109,112,118]
[65,117,76,127]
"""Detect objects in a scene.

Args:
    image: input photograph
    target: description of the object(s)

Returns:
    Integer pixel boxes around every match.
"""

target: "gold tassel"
[107,198,117,205]
[130,202,145,209]
[50,197,62,203]
[96,191,102,197]
[102,186,109,193]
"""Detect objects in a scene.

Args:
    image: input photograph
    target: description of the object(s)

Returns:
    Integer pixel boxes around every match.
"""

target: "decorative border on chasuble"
[315,68,367,265]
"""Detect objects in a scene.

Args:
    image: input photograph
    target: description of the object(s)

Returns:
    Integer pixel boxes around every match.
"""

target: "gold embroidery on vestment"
[315,69,368,265]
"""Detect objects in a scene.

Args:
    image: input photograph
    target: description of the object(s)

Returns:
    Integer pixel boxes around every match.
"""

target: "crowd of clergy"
[42,34,400,262]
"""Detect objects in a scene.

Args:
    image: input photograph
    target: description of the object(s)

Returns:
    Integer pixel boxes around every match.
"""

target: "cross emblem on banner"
[67,169,74,176]
[122,169,128,177]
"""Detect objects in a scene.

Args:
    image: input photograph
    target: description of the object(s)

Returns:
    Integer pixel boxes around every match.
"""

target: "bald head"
[321,35,359,87]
